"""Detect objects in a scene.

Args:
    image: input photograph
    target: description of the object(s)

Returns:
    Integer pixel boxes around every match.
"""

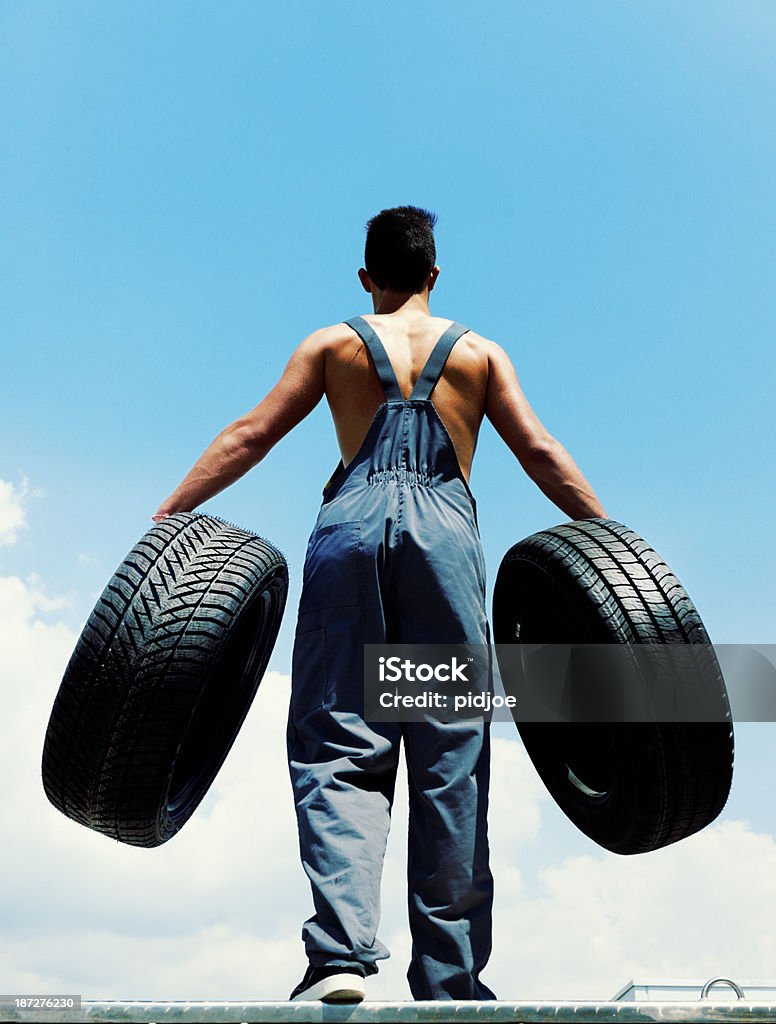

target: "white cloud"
[0,475,31,547]
[3,564,776,1003]
[487,817,776,1000]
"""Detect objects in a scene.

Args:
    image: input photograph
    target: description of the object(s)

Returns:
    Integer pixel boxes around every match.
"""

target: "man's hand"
[150,330,327,520]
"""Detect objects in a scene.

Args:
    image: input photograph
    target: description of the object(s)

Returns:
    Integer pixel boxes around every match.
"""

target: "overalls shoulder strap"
[344,316,404,402]
[408,322,470,401]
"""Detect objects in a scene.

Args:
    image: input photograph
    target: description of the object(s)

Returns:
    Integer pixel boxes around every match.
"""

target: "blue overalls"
[286,316,495,1000]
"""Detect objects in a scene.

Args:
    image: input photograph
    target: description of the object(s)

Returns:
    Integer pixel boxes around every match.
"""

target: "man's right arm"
[484,340,608,520]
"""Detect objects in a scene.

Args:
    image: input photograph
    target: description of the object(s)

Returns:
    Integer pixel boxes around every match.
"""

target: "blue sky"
[2,0,776,1001]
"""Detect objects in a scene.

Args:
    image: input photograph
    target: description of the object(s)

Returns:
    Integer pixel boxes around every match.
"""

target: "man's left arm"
[152,330,327,520]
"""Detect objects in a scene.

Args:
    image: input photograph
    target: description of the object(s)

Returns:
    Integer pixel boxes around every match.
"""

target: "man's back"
[321,312,489,484]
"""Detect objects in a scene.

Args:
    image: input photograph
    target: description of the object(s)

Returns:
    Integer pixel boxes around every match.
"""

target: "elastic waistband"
[367,467,435,487]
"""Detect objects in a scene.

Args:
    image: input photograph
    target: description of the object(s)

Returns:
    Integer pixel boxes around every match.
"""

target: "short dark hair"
[364,206,438,293]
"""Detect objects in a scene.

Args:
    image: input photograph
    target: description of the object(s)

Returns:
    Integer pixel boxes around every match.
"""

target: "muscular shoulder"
[447,329,509,381]
[295,322,362,363]
[460,332,524,394]
[294,322,353,352]
[298,321,506,378]
[461,329,508,362]
[454,327,491,351]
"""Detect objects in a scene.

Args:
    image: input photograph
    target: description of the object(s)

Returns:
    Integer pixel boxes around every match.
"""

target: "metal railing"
[3,1000,776,1024]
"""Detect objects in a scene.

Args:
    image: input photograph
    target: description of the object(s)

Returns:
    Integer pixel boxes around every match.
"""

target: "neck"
[371,289,431,316]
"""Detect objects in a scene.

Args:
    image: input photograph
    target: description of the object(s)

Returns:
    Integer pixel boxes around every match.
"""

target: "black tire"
[492,518,734,855]
[42,513,288,848]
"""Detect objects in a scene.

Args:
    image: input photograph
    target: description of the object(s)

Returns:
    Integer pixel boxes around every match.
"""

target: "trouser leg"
[288,531,402,974]
[288,512,402,971]
[393,499,495,998]
[404,719,496,1000]
[288,707,401,973]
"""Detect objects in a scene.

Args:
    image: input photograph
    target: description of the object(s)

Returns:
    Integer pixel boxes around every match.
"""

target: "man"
[153,206,607,1002]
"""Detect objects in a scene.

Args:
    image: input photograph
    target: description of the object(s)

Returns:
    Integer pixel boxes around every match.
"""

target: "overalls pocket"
[298,520,362,613]
[292,520,363,712]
